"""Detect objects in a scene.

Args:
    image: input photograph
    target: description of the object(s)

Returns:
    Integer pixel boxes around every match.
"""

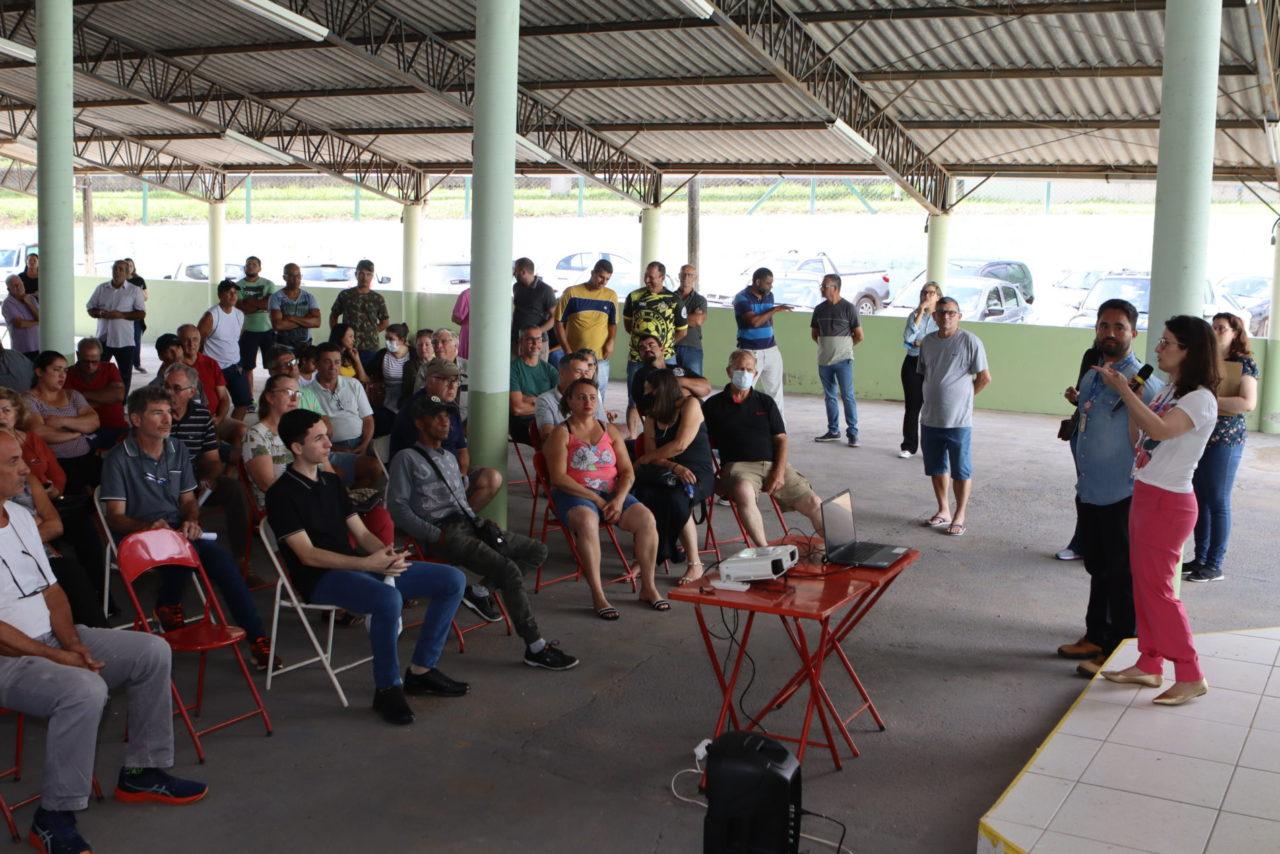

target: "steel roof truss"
[0,154,36,196]
[705,0,950,213]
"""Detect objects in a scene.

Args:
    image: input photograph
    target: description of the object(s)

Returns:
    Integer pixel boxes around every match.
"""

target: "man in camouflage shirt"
[329,259,389,368]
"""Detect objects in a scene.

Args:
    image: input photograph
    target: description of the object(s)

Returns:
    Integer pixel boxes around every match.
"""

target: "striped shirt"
[171,403,218,475]
[555,284,618,356]
[733,286,776,350]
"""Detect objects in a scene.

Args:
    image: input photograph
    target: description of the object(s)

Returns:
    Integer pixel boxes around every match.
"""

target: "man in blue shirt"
[1059,298,1162,678]
[732,267,793,418]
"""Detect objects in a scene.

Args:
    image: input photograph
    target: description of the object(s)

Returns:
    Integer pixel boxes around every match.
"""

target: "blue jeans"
[675,344,703,378]
[1192,441,1244,570]
[596,357,611,406]
[818,359,858,438]
[310,563,465,690]
[156,539,266,640]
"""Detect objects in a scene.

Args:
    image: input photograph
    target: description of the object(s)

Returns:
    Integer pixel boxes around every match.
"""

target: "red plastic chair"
[234,458,273,591]
[531,452,636,593]
[706,442,787,551]
[405,539,513,653]
[0,710,102,841]
[116,530,272,763]
[525,420,546,537]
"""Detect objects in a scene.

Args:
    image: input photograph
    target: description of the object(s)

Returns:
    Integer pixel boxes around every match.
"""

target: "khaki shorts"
[716,461,815,512]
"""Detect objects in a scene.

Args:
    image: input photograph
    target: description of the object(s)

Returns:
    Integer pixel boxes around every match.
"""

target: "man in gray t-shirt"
[915,296,992,536]
[810,274,863,445]
[674,265,708,377]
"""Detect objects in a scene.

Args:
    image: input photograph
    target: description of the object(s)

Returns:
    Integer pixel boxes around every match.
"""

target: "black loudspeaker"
[703,731,802,854]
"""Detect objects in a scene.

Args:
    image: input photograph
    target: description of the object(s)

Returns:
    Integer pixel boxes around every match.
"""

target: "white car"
[1066,275,1250,330]
[163,261,246,282]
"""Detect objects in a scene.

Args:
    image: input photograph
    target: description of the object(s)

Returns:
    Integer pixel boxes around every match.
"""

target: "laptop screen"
[821,490,858,553]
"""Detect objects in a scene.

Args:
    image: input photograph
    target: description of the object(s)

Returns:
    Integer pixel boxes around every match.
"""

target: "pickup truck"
[705,251,891,315]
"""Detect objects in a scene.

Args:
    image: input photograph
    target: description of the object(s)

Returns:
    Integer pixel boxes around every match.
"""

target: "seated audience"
[0,334,34,392]
[175,323,245,452]
[702,349,825,546]
[311,342,374,455]
[296,343,318,384]
[64,337,128,450]
[266,409,467,726]
[267,344,324,416]
[509,326,558,445]
[544,378,665,620]
[634,369,716,583]
[534,351,593,440]
[628,334,711,406]
[366,322,412,435]
[0,388,107,595]
[388,394,578,671]
[432,329,469,420]
[161,364,253,580]
[243,375,394,545]
[101,386,278,671]
[392,360,502,513]
[150,333,182,381]
[405,328,435,399]
[328,323,370,383]
[0,433,206,854]
[24,352,101,494]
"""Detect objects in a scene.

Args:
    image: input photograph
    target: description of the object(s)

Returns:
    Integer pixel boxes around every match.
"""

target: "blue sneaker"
[28,807,90,854]
[113,767,208,805]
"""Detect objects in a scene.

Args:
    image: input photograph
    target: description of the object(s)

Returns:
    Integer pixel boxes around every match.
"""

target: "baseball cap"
[425,357,461,379]
[413,394,458,420]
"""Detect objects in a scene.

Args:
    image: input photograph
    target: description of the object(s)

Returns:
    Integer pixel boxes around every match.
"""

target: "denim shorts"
[921,425,972,480]
[551,488,638,522]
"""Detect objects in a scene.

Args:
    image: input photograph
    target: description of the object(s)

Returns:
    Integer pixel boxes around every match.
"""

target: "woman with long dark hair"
[1184,313,1258,582]
[328,323,369,383]
[1097,316,1220,706]
[633,369,716,584]
[23,351,101,494]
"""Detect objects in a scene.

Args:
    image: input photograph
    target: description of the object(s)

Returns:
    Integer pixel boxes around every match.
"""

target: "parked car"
[1066,274,1251,331]
[900,258,1036,304]
[882,275,1031,323]
[163,261,246,282]
[704,251,891,315]
[298,263,392,287]
[426,262,471,295]
[547,251,637,293]
[0,239,38,273]
[1215,274,1271,336]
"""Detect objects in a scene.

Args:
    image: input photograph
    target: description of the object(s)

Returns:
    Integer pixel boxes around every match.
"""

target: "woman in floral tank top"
[1185,314,1259,582]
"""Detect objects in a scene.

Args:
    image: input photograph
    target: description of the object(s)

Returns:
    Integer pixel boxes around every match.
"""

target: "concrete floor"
[12,375,1280,853]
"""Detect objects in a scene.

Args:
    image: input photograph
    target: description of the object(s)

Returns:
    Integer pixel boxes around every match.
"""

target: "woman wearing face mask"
[632,370,715,585]
[367,323,411,436]
[899,282,941,459]
[1097,316,1220,706]
[545,378,666,620]
[328,323,369,383]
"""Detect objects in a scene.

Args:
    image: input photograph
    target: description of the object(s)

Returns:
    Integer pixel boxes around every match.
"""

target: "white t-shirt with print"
[1132,386,1218,494]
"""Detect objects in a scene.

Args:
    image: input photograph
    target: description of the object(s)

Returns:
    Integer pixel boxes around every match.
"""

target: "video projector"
[714,545,800,591]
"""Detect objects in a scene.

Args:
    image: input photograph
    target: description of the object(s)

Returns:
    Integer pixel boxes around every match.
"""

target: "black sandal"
[595,606,621,621]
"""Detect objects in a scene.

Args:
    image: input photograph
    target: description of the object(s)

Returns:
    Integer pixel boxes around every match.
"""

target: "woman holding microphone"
[1096,315,1219,706]
[898,281,940,459]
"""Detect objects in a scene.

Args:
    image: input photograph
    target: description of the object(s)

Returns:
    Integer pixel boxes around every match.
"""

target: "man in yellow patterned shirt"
[622,261,687,433]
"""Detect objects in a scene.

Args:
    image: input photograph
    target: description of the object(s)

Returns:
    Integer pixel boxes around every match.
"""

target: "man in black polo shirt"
[266,408,467,726]
[511,257,557,356]
[702,349,824,547]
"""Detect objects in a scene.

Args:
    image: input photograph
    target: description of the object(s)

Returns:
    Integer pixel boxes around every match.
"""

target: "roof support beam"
[699,0,950,212]
[901,118,1260,130]
[0,154,36,196]
[859,63,1254,81]
[48,19,428,201]
[1245,0,1280,183]
[0,92,237,200]
[257,0,662,207]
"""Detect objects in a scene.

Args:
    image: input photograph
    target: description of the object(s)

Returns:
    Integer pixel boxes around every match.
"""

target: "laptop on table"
[821,490,905,569]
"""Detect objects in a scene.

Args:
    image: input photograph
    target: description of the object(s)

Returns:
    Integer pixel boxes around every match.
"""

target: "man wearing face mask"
[702,350,824,546]
[732,267,793,418]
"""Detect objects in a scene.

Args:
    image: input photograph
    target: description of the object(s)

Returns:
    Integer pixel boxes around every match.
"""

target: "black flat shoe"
[372,686,414,725]
[403,667,469,697]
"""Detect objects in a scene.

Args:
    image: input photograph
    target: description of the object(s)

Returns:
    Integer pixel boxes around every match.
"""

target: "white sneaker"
[1054,548,1083,561]
[897,450,912,459]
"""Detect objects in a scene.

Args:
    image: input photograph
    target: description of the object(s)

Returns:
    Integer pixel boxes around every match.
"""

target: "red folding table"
[668,542,917,769]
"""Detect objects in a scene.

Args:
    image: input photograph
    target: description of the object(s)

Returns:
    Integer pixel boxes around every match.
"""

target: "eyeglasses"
[937,310,959,317]
[274,388,301,399]
[165,384,192,394]
[276,358,299,369]
[1155,337,1182,350]
[0,536,51,599]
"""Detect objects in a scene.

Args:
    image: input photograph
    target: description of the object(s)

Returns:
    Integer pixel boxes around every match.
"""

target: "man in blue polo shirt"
[1058,298,1162,678]
[733,267,793,417]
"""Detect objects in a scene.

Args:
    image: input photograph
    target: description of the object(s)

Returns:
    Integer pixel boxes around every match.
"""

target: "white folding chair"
[259,521,372,708]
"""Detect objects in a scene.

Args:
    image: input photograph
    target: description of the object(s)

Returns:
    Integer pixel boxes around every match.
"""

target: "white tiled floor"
[980,629,1280,854]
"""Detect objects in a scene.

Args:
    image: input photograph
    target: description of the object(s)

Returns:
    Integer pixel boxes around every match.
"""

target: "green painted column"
[208,200,225,304]
[687,176,700,269]
[1145,0,1223,364]
[468,0,520,526]
[401,201,422,332]
[640,205,661,270]
[244,175,253,224]
[141,183,150,225]
[1259,229,1280,434]
[36,0,75,356]
[925,212,950,287]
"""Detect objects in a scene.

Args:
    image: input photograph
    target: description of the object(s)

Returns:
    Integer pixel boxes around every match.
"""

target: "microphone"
[1112,364,1154,412]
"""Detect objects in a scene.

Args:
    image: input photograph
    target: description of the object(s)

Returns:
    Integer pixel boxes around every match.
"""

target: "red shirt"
[64,361,127,428]
[21,430,65,494]
[188,354,226,413]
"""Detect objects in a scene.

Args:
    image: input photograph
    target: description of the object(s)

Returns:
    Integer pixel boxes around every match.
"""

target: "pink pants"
[1129,481,1203,682]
